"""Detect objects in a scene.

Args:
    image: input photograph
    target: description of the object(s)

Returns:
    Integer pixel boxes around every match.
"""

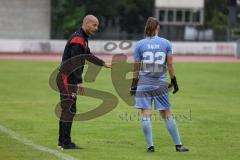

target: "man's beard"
[89,31,96,36]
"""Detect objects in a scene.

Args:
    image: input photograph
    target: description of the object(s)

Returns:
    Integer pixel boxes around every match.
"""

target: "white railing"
[0,39,237,56]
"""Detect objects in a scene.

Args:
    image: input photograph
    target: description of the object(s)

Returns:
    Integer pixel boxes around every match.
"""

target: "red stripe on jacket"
[70,37,87,48]
[61,73,70,96]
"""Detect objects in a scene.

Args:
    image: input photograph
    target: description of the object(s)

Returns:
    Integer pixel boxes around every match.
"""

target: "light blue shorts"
[134,84,171,110]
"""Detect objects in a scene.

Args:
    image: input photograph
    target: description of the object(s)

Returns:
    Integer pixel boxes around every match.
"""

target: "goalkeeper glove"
[171,76,179,94]
[130,78,139,96]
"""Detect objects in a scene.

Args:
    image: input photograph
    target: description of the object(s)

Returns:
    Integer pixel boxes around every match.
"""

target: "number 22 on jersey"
[141,51,166,73]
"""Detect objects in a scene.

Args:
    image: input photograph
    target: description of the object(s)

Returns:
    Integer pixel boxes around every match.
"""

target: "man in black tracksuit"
[57,15,111,149]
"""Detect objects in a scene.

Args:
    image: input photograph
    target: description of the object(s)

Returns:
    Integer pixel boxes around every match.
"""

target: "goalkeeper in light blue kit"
[130,17,189,152]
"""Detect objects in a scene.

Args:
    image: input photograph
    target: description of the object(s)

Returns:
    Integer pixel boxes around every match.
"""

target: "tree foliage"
[51,0,154,39]
[51,0,85,38]
[205,0,228,31]
[51,0,230,38]
[118,0,154,34]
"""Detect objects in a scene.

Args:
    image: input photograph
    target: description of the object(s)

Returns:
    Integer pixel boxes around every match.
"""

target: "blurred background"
[51,0,237,41]
[0,0,239,56]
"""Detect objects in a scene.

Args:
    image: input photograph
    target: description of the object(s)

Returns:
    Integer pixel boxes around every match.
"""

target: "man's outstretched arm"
[85,48,111,68]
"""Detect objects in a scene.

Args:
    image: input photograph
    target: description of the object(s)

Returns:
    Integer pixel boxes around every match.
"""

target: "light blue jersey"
[134,36,172,110]
[134,35,173,83]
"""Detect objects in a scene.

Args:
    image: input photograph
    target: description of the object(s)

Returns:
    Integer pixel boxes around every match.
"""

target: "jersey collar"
[80,28,89,40]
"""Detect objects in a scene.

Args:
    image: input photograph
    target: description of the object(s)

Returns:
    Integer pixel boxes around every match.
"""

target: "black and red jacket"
[60,28,105,85]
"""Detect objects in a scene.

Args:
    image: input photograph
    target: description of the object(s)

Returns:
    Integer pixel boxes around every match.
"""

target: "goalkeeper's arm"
[130,61,141,96]
[167,55,179,94]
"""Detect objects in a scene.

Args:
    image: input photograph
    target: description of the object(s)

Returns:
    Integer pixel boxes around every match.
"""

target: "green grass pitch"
[0,60,239,160]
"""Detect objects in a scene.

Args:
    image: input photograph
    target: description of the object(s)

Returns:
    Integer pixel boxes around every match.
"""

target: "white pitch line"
[0,124,77,160]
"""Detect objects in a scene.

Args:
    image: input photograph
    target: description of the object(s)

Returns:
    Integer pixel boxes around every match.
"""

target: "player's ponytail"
[144,17,160,37]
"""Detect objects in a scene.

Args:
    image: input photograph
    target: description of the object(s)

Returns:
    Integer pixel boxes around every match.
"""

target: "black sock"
[176,145,182,148]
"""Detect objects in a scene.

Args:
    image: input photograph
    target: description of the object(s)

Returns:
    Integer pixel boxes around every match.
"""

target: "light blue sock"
[164,115,182,145]
[142,116,153,148]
